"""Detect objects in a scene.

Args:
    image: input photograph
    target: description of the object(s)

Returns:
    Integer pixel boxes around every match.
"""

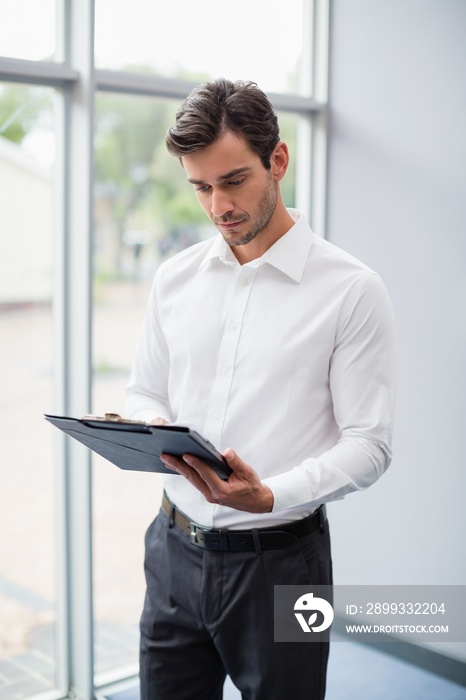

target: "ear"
[270,141,289,182]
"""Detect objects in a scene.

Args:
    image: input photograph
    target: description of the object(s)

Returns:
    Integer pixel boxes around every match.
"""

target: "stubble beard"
[216,174,277,248]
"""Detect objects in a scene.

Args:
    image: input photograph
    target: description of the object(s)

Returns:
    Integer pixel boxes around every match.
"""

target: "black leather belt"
[161,492,326,552]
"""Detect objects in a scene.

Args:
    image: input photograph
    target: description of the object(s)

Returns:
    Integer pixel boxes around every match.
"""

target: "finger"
[150,417,169,426]
[182,453,224,488]
[161,454,214,498]
[160,453,185,472]
[223,448,250,474]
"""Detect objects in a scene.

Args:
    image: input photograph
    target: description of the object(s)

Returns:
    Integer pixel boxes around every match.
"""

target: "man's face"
[181,130,280,255]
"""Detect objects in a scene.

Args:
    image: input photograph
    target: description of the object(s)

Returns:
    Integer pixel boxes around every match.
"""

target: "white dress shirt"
[125,209,395,529]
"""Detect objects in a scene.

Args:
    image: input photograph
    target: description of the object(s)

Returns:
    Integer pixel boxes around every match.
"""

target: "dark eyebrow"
[187,166,251,185]
[217,166,251,182]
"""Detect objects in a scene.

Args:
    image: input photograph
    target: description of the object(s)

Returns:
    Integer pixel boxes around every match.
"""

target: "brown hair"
[165,78,280,170]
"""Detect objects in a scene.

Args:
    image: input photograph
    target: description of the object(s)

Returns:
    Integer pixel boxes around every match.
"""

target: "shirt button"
[219,366,230,376]
[240,277,251,287]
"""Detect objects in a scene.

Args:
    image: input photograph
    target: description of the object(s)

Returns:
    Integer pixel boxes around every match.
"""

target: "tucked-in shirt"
[125,209,395,529]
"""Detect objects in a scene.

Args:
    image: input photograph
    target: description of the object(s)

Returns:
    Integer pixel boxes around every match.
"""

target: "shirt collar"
[200,209,313,283]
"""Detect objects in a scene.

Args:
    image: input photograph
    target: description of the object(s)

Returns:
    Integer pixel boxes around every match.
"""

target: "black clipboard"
[44,414,232,480]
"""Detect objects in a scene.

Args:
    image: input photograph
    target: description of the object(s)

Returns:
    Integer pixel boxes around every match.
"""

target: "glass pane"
[0,0,56,62]
[279,112,298,208]
[95,0,308,95]
[92,93,178,678]
[92,92,297,678]
[0,83,58,697]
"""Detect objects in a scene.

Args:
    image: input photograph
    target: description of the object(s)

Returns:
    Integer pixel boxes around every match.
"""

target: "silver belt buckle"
[189,522,206,546]
[189,522,198,544]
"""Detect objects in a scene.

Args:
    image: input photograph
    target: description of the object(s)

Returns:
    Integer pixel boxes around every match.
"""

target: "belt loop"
[318,505,325,533]
[219,530,229,551]
[168,503,175,528]
[251,528,262,555]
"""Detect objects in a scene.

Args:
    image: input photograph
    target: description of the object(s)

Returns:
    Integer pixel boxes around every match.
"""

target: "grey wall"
[326,0,466,661]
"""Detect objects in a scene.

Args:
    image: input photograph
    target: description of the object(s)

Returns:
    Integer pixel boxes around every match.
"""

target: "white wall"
[326,0,466,660]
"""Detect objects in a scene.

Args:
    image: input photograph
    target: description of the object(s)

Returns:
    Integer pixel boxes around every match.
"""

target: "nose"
[211,188,234,219]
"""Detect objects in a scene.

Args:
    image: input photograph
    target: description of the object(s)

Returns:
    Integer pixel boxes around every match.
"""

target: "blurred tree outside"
[0,78,297,288]
[0,83,52,144]
[94,88,209,283]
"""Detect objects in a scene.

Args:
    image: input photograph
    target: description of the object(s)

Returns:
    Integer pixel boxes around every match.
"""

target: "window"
[0,1,328,697]
[0,1,56,62]
[0,83,58,696]
[95,0,308,96]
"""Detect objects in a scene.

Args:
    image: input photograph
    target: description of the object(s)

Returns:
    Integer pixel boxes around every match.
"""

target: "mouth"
[214,217,247,231]
[220,221,242,229]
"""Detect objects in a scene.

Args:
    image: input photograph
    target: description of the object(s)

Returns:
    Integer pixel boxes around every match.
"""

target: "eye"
[227,178,245,187]
[195,184,211,193]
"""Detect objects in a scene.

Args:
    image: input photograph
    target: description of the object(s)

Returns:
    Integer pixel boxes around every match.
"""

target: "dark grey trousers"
[140,508,333,700]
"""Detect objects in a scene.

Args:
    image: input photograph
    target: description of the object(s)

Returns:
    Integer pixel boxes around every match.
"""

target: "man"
[126,78,395,700]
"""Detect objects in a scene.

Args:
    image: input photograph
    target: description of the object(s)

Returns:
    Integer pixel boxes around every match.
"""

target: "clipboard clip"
[81,413,147,425]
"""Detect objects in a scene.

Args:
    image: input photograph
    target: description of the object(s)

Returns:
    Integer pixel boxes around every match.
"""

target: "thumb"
[224,448,243,469]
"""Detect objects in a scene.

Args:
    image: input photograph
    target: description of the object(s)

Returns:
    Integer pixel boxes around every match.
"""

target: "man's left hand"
[160,448,274,514]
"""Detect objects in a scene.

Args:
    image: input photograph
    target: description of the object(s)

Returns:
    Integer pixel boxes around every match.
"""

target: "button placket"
[205,269,257,444]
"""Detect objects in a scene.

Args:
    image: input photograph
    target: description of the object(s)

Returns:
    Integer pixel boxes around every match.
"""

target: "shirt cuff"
[262,469,316,513]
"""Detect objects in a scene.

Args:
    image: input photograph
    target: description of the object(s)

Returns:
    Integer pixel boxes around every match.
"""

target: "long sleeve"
[263,272,395,511]
[125,273,173,424]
